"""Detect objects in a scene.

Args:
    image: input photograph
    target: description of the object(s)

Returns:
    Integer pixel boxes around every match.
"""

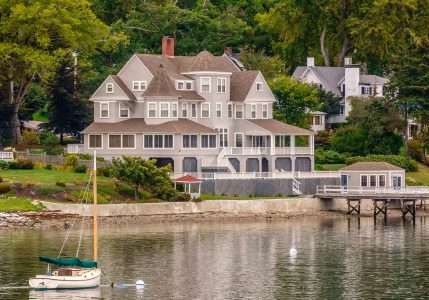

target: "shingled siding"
[201,177,340,197]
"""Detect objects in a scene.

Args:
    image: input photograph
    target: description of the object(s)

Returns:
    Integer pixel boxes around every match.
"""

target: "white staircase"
[292,178,302,195]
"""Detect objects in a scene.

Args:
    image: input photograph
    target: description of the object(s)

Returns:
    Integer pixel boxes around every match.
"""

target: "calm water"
[1,217,429,299]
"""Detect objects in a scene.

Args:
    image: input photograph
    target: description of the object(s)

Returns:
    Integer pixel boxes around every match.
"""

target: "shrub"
[0,175,2,183]
[22,129,40,149]
[116,183,136,197]
[17,158,34,169]
[40,131,60,154]
[45,163,53,170]
[78,153,92,160]
[315,149,348,164]
[97,166,112,177]
[345,155,418,172]
[56,180,66,187]
[0,183,11,194]
[8,161,19,169]
[74,163,87,173]
[175,192,192,202]
[64,154,78,170]
[0,160,9,170]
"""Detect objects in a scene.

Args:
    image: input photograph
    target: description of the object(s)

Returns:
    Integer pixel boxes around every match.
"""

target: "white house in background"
[81,37,315,174]
[292,57,389,130]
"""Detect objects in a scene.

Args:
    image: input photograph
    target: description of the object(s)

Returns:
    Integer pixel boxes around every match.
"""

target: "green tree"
[0,0,109,145]
[238,48,287,81]
[112,156,173,200]
[40,131,61,155]
[269,76,321,128]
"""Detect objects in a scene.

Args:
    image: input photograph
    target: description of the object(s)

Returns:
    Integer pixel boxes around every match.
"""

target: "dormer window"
[200,77,211,93]
[256,82,263,92]
[132,81,146,91]
[106,83,114,93]
[177,80,193,91]
[186,81,193,90]
[177,81,185,90]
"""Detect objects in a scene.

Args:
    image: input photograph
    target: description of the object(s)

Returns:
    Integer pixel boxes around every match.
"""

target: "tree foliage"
[238,48,287,81]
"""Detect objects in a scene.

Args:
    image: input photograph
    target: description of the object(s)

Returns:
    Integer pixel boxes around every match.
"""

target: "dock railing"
[316,185,429,197]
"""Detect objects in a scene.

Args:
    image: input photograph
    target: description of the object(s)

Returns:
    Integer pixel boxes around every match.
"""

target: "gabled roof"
[340,162,404,171]
[293,67,345,96]
[230,71,259,102]
[248,119,313,135]
[111,75,137,100]
[83,118,216,134]
[143,67,181,97]
[360,75,389,85]
[181,51,236,73]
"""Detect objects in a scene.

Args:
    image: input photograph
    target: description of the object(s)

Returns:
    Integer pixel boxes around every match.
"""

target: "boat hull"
[29,269,101,290]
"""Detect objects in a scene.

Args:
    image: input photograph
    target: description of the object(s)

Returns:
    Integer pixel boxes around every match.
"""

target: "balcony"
[222,147,313,156]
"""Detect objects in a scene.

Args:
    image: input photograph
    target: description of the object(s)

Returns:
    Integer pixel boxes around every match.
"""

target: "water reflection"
[0,217,429,299]
[29,287,100,299]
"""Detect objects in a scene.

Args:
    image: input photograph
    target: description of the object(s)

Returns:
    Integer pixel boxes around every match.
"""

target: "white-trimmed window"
[132,81,146,91]
[89,135,102,149]
[201,135,217,148]
[144,134,173,149]
[217,128,228,147]
[251,104,256,119]
[177,81,185,90]
[191,103,197,118]
[217,77,226,93]
[379,175,386,187]
[182,103,188,118]
[361,85,372,95]
[361,175,368,187]
[370,175,377,187]
[186,81,193,90]
[109,134,135,149]
[235,104,243,119]
[227,103,233,118]
[100,102,109,118]
[183,135,198,148]
[216,103,222,118]
[148,102,157,118]
[201,103,210,118]
[160,102,170,118]
[262,104,268,119]
[256,82,263,92]
[200,77,211,93]
[172,103,178,118]
[106,83,114,93]
[119,102,129,118]
[235,133,243,147]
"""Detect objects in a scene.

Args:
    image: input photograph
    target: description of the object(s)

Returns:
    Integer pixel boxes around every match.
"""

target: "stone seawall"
[40,198,374,217]
[200,178,340,197]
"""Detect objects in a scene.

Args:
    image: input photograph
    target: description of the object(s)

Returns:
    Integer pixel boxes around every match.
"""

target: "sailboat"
[29,153,101,290]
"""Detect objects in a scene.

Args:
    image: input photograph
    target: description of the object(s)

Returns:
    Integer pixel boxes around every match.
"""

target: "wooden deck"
[316,185,429,199]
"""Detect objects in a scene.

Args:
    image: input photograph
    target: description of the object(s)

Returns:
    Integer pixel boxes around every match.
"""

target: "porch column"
[290,135,295,155]
[310,135,314,155]
[271,134,275,155]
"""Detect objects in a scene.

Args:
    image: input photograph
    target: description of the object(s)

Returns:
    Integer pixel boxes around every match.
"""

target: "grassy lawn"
[32,111,48,123]
[0,197,43,212]
[315,164,347,171]
[407,163,429,186]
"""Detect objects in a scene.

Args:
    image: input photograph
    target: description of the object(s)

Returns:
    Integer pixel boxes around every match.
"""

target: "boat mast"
[93,150,98,262]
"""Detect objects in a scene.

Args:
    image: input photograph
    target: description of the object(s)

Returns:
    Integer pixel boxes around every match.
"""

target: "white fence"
[316,185,429,196]
[172,171,340,180]
[67,144,84,154]
[0,152,13,161]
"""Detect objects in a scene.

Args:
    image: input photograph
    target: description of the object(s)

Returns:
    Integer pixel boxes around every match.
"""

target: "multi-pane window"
[172,103,178,118]
[148,103,157,118]
[370,175,377,187]
[100,102,109,118]
[201,135,217,148]
[216,103,222,118]
[235,133,243,147]
[361,175,368,187]
[262,104,268,119]
[201,77,211,93]
[217,128,228,147]
[235,104,243,119]
[201,103,210,118]
[217,78,226,93]
[144,135,173,148]
[177,81,184,90]
[182,103,188,117]
[109,135,121,148]
[186,81,193,90]
[313,116,321,125]
[183,135,198,148]
[160,103,169,118]
[379,175,386,187]
[191,103,197,118]
[227,104,233,118]
[251,104,256,119]
[256,82,263,91]
[132,81,146,91]
[361,86,372,95]
[106,83,114,93]
[89,135,102,149]
[119,102,129,118]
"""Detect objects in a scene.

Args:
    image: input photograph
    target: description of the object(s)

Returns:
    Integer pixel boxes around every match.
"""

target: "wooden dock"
[316,185,429,222]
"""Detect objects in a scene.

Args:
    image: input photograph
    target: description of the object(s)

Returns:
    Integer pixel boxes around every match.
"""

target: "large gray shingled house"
[82,38,314,174]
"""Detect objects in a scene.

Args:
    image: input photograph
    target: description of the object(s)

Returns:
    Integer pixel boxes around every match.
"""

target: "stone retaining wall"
[40,197,374,217]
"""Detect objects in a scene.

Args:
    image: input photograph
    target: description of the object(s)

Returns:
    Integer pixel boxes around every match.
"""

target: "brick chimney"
[162,36,175,57]
[224,47,233,56]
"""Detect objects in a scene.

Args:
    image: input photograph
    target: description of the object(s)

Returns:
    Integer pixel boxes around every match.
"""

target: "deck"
[316,185,429,199]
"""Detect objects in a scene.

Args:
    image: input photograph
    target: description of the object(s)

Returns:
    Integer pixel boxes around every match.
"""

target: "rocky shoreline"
[1,208,427,229]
